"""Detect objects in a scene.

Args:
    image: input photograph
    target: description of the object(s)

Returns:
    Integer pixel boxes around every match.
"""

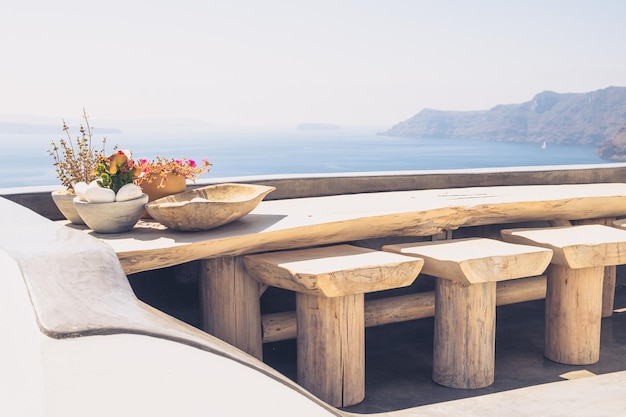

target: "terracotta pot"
[51,190,85,225]
[139,174,187,218]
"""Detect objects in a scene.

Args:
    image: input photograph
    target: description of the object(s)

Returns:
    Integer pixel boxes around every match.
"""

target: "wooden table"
[92,183,626,359]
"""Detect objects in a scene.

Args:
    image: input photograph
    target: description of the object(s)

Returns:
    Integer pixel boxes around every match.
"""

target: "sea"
[0,126,614,189]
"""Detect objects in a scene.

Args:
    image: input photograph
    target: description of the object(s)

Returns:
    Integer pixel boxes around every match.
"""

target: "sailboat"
[541,141,547,150]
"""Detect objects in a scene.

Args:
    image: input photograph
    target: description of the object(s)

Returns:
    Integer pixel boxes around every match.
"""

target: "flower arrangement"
[74,149,144,204]
[47,108,107,192]
[136,156,212,188]
[94,150,141,193]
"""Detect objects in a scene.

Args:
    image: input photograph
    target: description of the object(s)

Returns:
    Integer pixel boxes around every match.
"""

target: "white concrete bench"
[502,224,626,365]
[383,238,553,389]
[243,244,424,407]
[0,194,342,417]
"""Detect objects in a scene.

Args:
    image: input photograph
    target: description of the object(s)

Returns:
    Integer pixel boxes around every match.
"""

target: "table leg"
[199,256,263,360]
[602,265,617,317]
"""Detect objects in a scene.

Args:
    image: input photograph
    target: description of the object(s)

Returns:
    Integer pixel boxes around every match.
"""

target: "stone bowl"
[144,183,276,232]
[73,194,149,233]
[51,190,85,225]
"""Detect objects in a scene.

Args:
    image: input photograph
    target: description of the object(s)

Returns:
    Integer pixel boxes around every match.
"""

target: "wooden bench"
[383,238,553,389]
[502,224,626,365]
[242,244,424,407]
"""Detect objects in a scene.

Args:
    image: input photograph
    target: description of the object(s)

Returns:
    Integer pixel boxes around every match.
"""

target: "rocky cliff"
[597,124,626,161]
[383,86,626,149]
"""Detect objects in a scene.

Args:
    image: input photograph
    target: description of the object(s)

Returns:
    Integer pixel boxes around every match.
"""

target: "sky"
[2,0,626,130]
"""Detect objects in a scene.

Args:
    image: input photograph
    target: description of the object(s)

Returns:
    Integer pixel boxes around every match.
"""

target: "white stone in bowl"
[116,184,143,202]
[84,186,116,203]
[73,182,89,201]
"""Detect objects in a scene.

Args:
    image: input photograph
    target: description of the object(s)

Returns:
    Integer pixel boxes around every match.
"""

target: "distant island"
[383,86,626,160]
[0,117,216,135]
[297,122,342,131]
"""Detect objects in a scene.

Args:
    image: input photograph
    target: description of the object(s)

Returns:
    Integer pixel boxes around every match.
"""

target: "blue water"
[0,128,612,189]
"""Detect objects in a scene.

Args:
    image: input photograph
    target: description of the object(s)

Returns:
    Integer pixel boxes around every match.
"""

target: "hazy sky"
[2,0,625,129]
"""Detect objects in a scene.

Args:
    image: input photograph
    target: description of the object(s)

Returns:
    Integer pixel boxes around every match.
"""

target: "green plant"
[47,109,107,191]
[94,150,140,193]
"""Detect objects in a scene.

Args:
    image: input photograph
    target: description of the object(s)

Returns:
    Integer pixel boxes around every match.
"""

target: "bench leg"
[433,279,496,389]
[545,264,604,365]
[296,292,365,407]
[199,256,263,360]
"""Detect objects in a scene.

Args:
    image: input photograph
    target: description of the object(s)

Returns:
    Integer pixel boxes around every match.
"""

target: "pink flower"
[135,156,212,188]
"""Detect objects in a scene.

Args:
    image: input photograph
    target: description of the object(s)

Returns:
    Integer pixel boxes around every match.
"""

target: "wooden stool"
[383,238,552,389]
[243,244,424,407]
[502,224,626,365]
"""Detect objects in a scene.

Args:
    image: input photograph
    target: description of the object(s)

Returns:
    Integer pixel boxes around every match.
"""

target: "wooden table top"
[79,183,626,274]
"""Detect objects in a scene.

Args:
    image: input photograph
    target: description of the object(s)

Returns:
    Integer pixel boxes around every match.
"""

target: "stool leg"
[572,217,616,318]
[545,265,604,365]
[433,279,496,389]
[296,293,365,407]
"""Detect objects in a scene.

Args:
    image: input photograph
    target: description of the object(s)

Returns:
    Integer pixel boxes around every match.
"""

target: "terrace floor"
[129,267,626,414]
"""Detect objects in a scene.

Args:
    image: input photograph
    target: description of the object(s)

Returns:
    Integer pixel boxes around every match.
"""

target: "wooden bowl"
[144,183,275,231]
